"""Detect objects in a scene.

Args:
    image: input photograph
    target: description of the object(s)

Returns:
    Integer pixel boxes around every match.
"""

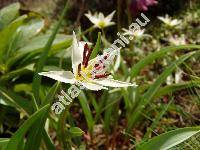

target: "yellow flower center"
[98,21,106,28]
[75,65,93,81]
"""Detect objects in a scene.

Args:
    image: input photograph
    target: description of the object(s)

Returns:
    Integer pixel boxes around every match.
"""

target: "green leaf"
[8,16,45,53]
[78,92,94,133]
[138,127,200,150]
[24,111,49,150]
[0,67,32,83]
[153,81,200,99]
[0,86,32,114]
[42,129,56,150]
[90,32,101,59]
[0,138,9,150]
[69,127,84,137]
[130,45,200,78]
[127,51,197,131]
[24,82,60,150]
[32,2,69,102]
[0,2,20,30]
[0,15,27,62]
[5,104,50,150]
[41,82,60,107]
[18,34,72,53]
[6,34,72,69]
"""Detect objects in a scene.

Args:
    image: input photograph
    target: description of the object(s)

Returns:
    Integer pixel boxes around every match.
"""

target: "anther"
[84,47,93,67]
[78,63,81,76]
[82,43,89,66]
[94,73,111,79]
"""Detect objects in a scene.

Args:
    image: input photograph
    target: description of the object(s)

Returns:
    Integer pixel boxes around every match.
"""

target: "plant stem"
[81,26,95,35]
[59,105,71,149]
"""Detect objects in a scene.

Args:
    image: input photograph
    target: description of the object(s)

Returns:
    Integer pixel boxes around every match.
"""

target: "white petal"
[72,32,83,63]
[105,11,116,22]
[38,71,75,84]
[85,12,99,25]
[105,21,115,27]
[95,78,137,88]
[99,13,105,20]
[81,82,108,91]
[71,32,87,75]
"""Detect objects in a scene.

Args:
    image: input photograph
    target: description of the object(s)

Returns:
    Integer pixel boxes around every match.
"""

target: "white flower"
[85,11,115,29]
[157,15,181,27]
[122,28,150,39]
[39,32,136,91]
[166,75,173,85]
[175,69,183,84]
[168,35,186,45]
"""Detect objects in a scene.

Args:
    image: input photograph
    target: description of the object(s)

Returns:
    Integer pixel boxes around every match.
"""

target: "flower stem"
[81,26,95,35]
[59,105,71,149]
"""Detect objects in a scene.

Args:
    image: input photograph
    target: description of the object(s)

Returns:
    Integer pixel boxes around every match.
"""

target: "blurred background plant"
[0,0,199,149]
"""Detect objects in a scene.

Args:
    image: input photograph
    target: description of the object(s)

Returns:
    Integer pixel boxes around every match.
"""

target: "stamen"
[84,47,93,67]
[94,73,111,79]
[78,63,81,76]
[82,43,89,66]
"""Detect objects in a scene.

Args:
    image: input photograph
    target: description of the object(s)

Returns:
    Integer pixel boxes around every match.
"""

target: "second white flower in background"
[85,11,116,29]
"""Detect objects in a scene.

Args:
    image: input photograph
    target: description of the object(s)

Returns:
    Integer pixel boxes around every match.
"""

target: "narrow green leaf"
[32,1,69,103]
[127,51,197,131]
[0,67,32,83]
[5,104,50,150]
[78,92,94,133]
[41,82,60,107]
[0,86,32,114]
[90,32,101,59]
[42,129,55,150]
[130,45,200,78]
[143,100,173,139]
[24,82,60,150]
[139,127,200,150]
[24,111,49,150]
[153,81,200,99]
[0,138,9,150]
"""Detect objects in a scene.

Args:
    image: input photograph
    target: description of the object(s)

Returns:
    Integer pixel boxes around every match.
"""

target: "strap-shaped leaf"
[138,127,200,150]
[5,104,50,150]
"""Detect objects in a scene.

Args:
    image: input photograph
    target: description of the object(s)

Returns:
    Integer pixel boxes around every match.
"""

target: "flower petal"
[81,82,108,91]
[99,12,105,20]
[85,12,99,25]
[105,10,116,22]
[95,78,137,88]
[38,71,75,84]
[71,32,87,75]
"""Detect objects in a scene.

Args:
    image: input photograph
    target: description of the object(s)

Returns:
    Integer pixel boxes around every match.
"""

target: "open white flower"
[168,35,186,45]
[39,32,136,91]
[122,28,150,39]
[157,15,181,27]
[85,11,115,29]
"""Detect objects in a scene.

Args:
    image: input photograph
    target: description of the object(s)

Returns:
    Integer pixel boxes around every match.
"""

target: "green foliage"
[5,104,50,150]
[138,127,200,150]
[0,1,199,149]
